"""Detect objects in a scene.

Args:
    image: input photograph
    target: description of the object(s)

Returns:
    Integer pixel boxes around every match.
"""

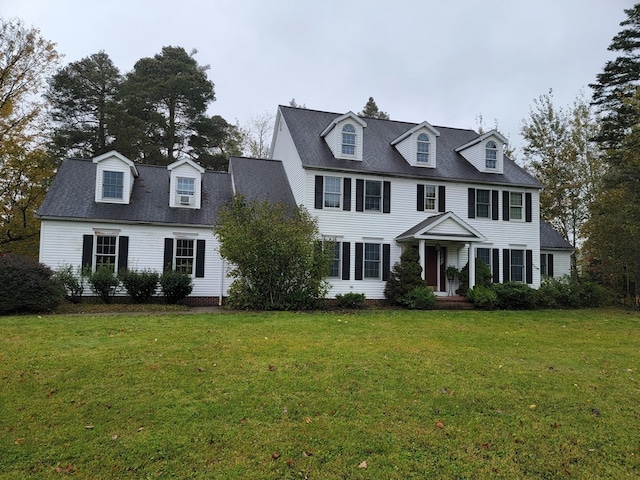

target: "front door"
[425,246,446,292]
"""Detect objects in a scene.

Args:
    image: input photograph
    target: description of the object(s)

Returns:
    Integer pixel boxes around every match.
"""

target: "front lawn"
[1,309,638,478]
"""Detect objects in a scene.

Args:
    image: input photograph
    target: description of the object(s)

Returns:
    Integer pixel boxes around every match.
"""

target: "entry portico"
[396,212,486,295]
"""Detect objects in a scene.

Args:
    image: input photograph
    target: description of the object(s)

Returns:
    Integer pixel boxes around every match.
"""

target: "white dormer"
[93,151,138,204]
[167,158,205,209]
[455,129,508,174]
[320,111,367,161]
[390,121,441,168]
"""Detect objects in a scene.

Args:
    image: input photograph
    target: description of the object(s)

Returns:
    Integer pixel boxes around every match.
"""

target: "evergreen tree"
[384,247,424,305]
[359,97,390,120]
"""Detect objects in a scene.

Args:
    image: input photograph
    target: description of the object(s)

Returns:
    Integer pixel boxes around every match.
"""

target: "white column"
[468,243,476,289]
[419,240,426,281]
[436,248,441,292]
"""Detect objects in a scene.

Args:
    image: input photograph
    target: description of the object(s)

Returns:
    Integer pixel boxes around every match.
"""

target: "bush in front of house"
[384,247,424,306]
[467,285,498,310]
[0,253,65,314]
[457,258,492,296]
[159,270,193,304]
[401,286,436,310]
[87,268,120,304]
[119,269,160,303]
[492,282,537,310]
[335,292,367,309]
[54,264,85,304]
[536,277,610,309]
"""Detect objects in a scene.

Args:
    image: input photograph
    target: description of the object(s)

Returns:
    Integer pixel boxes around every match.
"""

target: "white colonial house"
[37,106,573,304]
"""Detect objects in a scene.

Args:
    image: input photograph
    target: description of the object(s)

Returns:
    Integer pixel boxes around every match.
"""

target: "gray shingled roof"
[229,157,296,208]
[279,106,541,188]
[37,158,233,226]
[540,221,573,250]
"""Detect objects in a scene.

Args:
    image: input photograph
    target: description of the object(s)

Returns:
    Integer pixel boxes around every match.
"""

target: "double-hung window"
[510,192,523,220]
[95,235,117,272]
[365,180,381,211]
[103,171,124,199]
[364,243,381,279]
[329,242,341,278]
[424,184,437,210]
[417,133,430,164]
[177,177,195,196]
[540,253,548,277]
[511,249,525,283]
[324,176,341,208]
[342,124,356,156]
[476,189,491,218]
[477,248,491,270]
[175,239,194,274]
[486,141,497,169]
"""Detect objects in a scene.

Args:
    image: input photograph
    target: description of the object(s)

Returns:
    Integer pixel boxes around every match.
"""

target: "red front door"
[425,246,446,292]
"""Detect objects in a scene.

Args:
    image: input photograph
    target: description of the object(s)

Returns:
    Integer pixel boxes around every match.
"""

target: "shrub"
[335,292,366,309]
[54,264,85,304]
[573,281,610,308]
[536,278,611,309]
[384,247,424,305]
[216,196,330,310]
[467,285,498,310]
[160,270,193,304]
[401,286,436,310]
[0,253,65,314]
[457,258,492,296]
[119,269,160,303]
[493,282,537,310]
[87,268,120,303]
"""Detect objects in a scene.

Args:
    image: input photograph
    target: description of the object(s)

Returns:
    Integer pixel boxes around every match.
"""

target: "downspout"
[219,258,225,306]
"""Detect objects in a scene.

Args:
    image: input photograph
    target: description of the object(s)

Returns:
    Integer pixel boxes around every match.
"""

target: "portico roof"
[396,211,486,243]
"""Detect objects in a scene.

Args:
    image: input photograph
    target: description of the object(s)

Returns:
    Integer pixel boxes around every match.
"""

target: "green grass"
[1,309,639,479]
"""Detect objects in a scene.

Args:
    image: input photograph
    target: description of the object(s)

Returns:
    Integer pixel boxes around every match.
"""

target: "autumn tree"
[521,90,603,277]
[116,46,215,165]
[359,97,390,119]
[241,110,274,158]
[46,51,122,158]
[0,18,60,256]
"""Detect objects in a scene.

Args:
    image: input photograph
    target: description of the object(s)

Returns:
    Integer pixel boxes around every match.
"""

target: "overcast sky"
[4,0,634,157]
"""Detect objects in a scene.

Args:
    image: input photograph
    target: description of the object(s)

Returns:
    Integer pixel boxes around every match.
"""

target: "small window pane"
[540,254,548,277]
[329,242,341,278]
[417,134,430,163]
[511,250,524,283]
[103,171,123,199]
[510,192,523,220]
[425,184,437,210]
[342,124,356,155]
[95,235,117,272]
[486,141,497,169]
[175,239,194,274]
[477,248,491,269]
[324,176,341,208]
[476,189,490,218]
[365,181,381,211]
[177,177,195,196]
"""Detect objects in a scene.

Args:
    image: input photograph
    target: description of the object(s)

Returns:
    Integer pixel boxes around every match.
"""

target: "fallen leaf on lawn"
[302,449,313,457]
[436,421,444,428]
[591,408,601,417]
[137,426,144,432]
[272,452,280,459]
[111,435,118,441]
[529,404,536,410]
[14,438,24,445]
[150,365,158,370]
[286,458,295,468]
[305,417,312,423]
[197,367,204,372]
[358,461,367,469]
[269,365,275,372]
[85,425,94,429]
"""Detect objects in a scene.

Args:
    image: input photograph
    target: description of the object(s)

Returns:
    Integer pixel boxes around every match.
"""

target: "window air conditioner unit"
[180,195,193,205]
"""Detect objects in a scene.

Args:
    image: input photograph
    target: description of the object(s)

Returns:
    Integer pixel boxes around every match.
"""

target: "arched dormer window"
[342,124,356,156]
[417,133,430,164]
[485,141,497,169]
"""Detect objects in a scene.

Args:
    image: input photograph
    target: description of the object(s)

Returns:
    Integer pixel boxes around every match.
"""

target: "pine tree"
[359,97,390,119]
[384,247,423,305]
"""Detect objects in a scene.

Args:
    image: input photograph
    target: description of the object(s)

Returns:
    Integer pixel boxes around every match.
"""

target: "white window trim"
[363,242,382,280]
[476,189,491,219]
[364,179,382,213]
[509,192,524,222]
[341,124,357,157]
[424,184,438,211]
[324,176,342,209]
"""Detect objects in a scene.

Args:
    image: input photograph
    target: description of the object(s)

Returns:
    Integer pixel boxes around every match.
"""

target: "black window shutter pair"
[82,234,128,272]
[502,248,533,284]
[163,238,206,278]
[314,175,352,211]
[356,179,391,213]
[467,188,498,220]
[503,191,533,222]
[416,185,446,212]
[354,242,390,281]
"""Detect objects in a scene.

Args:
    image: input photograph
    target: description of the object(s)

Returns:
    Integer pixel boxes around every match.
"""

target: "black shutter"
[526,249,533,284]
[163,238,174,272]
[502,191,510,221]
[342,242,351,280]
[438,185,446,212]
[492,248,500,284]
[343,178,351,211]
[82,235,93,270]
[314,176,323,210]
[382,244,391,281]
[468,188,476,218]
[548,254,554,278]
[356,179,364,212]
[195,239,205,278]
[118,236,129,273]
[383,181,391,213]
[417,184,425,211]
[492,190,499,220]
[503,249,510,283]
[355,242,363,280]
[525,192,532,222]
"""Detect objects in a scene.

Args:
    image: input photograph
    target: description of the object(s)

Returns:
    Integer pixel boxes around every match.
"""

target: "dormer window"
[102,171,124,199]
[485,141,497,169]
[417,133,430,164]
[168,159,204,209]
[342,124,356,156]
